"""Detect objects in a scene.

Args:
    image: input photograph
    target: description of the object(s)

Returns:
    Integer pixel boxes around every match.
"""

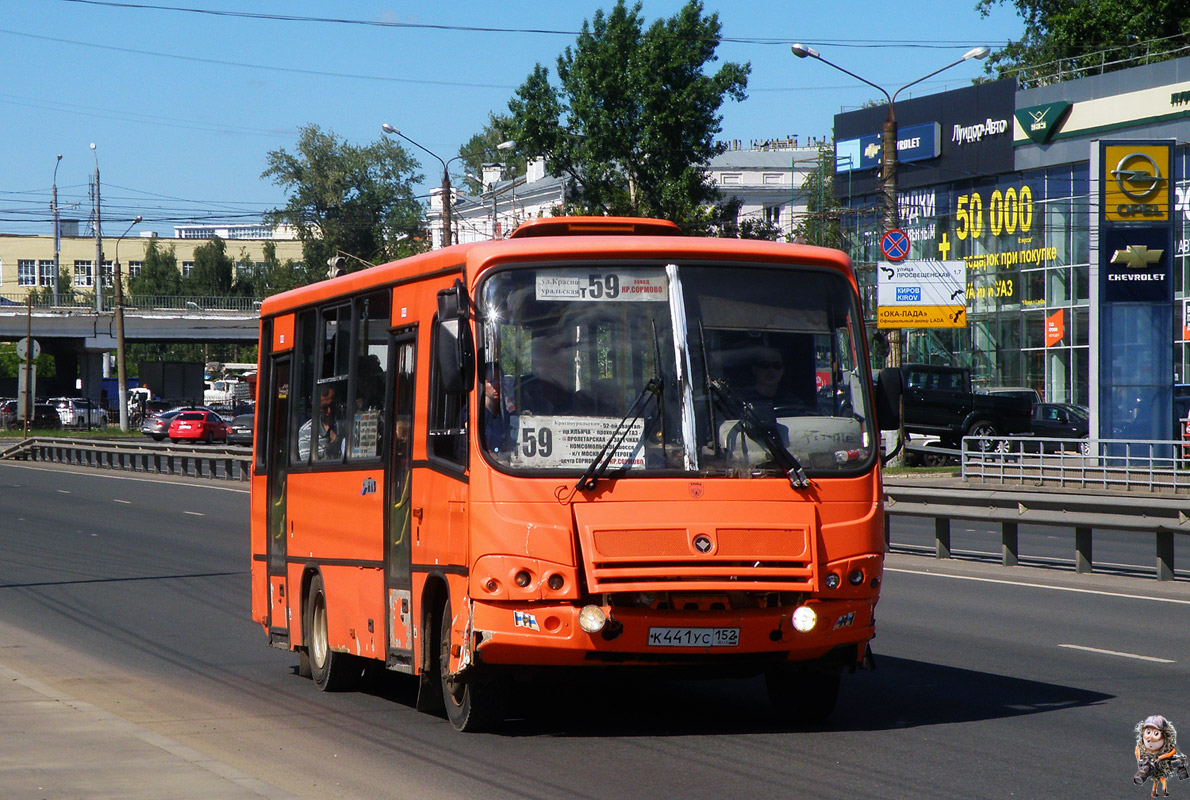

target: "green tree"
[252,240,313,297]
[507,0,749,229]
[792,143,842,248]
[128,239,182,297]
[185,236,234,297]
[976,0,1190,82]
[457,113,522,196]
[263,124,426,276]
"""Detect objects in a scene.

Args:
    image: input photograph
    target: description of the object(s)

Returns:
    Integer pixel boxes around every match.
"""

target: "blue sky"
[0,0,1025,236]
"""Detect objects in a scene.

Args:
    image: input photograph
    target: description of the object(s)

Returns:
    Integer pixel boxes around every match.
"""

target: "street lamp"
[791,43,988,365]
[381,123,455,247]
[113,215,141,432]
[91,142,103,313]
[381,124,515,247]
[52,154,62,306]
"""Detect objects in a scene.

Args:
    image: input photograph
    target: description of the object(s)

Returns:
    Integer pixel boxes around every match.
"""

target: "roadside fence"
[0,436,251,482]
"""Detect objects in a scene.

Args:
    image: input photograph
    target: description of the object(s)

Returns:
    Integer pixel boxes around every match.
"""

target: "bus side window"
[289,310,317,465]
[348,292,390,461]
[428,315,468,468]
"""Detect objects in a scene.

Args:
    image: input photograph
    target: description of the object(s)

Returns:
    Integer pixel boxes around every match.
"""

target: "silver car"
[51,397,108,428]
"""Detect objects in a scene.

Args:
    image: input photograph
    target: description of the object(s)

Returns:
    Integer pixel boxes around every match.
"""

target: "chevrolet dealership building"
[835,54,1190,440]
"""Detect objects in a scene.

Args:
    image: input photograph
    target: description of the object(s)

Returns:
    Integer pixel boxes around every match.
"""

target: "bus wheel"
[306,574,358,692]
[765,665,840,724]
[439,600,507,732]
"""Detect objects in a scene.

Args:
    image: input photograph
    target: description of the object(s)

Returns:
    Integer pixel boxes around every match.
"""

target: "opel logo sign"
[692,535,713,554]
[1111,152,1163,200]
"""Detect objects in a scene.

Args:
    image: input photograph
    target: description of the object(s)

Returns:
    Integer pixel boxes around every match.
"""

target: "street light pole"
[381,125,516,248]
[791,44,989,363]
[52,154,62,306]
[381,123,453,247]
[114,215,142,432]
[91,143,103,313]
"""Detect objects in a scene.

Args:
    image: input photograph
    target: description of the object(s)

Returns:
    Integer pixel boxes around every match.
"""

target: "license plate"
[647,627,739,647]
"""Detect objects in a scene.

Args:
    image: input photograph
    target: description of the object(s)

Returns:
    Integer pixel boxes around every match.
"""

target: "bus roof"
[259,218,853,318]
[508,216,681,238]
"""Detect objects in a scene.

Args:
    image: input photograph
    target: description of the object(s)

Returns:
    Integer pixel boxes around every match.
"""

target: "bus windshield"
[477,262,875,479]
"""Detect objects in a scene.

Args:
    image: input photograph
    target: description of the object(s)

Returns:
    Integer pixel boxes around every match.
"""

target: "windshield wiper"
[575,377,661,492]
[708,378,809,489]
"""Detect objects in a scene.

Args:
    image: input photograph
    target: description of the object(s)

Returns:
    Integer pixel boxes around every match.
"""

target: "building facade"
[447,141,827,245]
[834,57,1190,413]
[0,228,304,301]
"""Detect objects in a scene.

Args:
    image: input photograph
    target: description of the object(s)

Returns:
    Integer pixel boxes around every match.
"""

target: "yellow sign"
[1103,143,1171,222]
[877,305,967,329]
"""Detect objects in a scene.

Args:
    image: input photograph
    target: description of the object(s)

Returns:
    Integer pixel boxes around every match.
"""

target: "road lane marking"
[113,499,131,504]
[183,511,204,516]
[1057,644,1175,663]
[885,566,1190,606]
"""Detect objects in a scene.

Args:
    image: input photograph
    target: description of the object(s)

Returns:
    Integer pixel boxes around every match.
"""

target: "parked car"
[226,413,255,446]
[0,399,15,428]
[141,405,217,441]
[51,397,108,428]
[6,403,63,431]
[168,410,229,444]
[975,386,1043,406]
[1030,402,1089,452]
[900,364,1033,448]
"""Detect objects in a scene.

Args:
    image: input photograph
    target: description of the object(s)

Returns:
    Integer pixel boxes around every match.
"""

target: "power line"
[53,0,1000,49]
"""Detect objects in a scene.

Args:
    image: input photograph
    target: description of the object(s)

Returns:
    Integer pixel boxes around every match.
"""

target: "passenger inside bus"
[297,384,344,461]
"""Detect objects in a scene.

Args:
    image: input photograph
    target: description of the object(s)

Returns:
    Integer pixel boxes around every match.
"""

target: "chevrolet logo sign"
[1110,245,1163,269]
[864,141,881,159]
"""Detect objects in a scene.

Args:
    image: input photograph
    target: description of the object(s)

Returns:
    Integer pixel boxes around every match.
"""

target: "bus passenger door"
[266,356,291,639]
[385,332,417,671]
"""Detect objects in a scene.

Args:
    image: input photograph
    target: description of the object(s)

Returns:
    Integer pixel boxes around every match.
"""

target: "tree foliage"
[976,0,1190,83]
[128,239,182,297]
[506,0,749,229]
[185,236,234,297]
[262,124,426,276]
[792,143,843,248]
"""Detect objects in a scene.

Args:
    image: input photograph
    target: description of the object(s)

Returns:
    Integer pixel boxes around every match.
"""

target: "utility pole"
[91,143,103,314]
[52,154,62,306]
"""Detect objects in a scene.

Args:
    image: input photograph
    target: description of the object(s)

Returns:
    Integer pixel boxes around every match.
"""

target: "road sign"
[16,337,40,361]
[876,259,967,329]
[881,229,910,262]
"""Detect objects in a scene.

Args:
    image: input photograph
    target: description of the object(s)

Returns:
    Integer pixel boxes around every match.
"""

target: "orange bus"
[250,217,899,731]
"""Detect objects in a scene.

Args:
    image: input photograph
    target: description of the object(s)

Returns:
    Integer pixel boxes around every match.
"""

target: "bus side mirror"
[436,280,475,394]
[875,367,903,430]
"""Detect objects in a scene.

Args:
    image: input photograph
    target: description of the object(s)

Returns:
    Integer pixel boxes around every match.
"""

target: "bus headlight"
[578,605,608,634]
[791,605,817,633]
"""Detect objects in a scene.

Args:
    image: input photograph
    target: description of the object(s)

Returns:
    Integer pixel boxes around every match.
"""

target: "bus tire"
[306,574,358,692]
[439,599,507,732]
[765,665,840,724]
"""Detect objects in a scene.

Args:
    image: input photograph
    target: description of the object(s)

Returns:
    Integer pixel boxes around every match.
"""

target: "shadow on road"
[347,653,1110,737]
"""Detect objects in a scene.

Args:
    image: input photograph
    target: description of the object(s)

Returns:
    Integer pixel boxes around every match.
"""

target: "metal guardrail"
[962,435,1190,492]
[4,435,1185,580]
[0,293,262,313]
[885,477,1189,582]
[0,436,251,481]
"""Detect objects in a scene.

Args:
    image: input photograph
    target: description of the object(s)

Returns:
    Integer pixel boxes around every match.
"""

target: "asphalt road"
[1,460,1187,799]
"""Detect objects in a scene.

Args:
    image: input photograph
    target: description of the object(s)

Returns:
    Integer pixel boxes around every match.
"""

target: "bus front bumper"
[468,597,876,669]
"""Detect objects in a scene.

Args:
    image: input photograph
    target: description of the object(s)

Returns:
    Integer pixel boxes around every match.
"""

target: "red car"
[168,410,229,444]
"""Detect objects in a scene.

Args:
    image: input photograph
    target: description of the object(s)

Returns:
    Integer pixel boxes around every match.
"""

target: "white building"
[444,138,829,246]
